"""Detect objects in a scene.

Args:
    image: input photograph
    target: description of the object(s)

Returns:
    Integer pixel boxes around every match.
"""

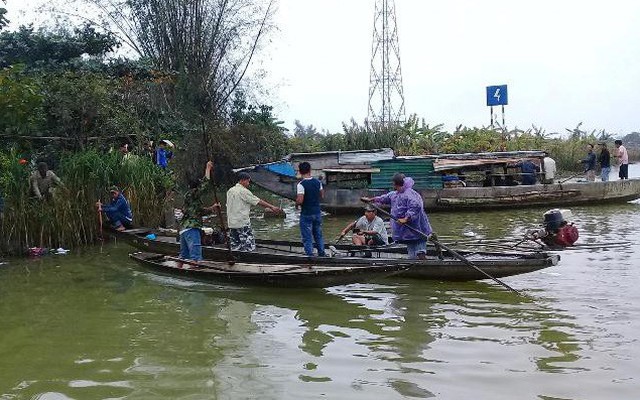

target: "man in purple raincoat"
[362,173,432,259]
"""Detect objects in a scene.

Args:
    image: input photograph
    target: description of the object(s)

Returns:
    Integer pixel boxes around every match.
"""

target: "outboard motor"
[526,209,579,247]
[544,209,579,247]
[543,209,565,231]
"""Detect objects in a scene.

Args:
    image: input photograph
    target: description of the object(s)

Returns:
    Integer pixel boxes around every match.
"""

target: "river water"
[2,170,640,399]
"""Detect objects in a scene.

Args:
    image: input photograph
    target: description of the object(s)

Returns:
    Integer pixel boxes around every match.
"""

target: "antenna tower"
[367,0,406,128]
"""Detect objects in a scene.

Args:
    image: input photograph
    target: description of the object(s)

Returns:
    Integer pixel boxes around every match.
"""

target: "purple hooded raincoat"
[372,177,432,242]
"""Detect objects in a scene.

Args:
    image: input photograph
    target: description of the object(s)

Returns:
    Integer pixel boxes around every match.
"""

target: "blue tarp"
[262,162,296,177]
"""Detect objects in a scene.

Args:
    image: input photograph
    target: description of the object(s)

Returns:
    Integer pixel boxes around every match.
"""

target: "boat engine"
[525,209,579,247]
[544,209,579,247]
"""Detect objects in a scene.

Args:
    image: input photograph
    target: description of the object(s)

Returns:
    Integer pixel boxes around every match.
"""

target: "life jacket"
[555,224,579,247]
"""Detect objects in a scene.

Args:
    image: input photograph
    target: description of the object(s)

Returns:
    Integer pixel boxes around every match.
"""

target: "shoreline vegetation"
[1,3,638,255]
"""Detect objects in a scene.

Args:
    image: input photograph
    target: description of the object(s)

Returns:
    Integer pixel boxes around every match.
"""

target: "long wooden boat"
[116,229,560,281]
[234,149,640,213]
[129,252,408,288]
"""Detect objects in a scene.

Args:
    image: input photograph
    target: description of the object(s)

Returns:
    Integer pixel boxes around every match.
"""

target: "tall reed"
[0,148,173,255]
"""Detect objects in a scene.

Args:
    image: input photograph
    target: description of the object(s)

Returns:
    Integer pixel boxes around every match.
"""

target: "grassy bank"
[0,149,173,255]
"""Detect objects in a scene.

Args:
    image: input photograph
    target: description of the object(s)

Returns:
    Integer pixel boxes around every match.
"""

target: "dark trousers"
[619,164,629,179]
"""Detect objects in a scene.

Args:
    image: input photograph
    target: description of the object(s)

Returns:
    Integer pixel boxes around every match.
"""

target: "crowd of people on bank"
[579,140,629,181]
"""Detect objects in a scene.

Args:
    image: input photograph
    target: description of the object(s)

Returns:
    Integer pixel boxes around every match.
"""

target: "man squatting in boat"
[339,203,389,246]
[362,173,433,260]
[226,171,283,252]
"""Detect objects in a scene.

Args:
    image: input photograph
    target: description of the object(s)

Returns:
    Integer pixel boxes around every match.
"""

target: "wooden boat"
[115,229,560,281]
[129,252,408,287]
[234,149,640,213]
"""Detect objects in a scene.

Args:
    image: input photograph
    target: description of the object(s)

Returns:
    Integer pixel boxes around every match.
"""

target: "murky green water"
[2,175,640,399]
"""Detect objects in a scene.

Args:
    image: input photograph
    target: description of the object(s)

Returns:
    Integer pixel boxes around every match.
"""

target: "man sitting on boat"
[339,204,389,246]
[362,173,432,260]
[226,172,283,252]
[97,186,133,231]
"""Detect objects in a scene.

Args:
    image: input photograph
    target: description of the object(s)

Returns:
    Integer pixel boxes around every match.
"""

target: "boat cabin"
[251,149,550,190]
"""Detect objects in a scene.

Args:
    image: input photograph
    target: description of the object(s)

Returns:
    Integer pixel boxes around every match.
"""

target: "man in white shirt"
[339,204,389,246]
[614,140,629,180]
[542,155,557,184]
[226,172,282,251]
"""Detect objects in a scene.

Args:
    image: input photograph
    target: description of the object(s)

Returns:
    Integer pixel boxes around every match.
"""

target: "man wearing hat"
[339,204,389,246]
[97,185,133,231]
[226,172,283,251]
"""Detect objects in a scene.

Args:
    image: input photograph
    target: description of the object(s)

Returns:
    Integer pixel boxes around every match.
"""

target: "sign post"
[486,85,508,127]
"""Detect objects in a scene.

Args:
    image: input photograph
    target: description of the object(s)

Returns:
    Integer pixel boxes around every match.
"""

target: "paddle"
[559,172,583,184]
[96,199,104,241]
[362,200,523,295]
[202,120,235,265]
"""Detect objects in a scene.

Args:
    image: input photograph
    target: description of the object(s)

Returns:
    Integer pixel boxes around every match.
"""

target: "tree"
[0,1,8,32]
[0,24,119,68]
[61,0,276,117]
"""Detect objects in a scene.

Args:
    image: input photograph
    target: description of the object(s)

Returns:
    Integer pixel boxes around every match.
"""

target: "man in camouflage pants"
[226,172,283,251]
[178,161,219,261]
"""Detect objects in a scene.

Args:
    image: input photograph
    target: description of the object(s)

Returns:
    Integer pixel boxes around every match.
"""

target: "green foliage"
[0,148,172,255]
[0,24,119,68]
[0,1,8,32]
[0,66,45,135]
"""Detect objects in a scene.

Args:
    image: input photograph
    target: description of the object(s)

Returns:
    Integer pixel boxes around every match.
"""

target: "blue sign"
[486,85,508,106]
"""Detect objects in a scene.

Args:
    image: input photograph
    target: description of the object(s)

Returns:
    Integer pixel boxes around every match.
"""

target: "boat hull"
[129,252,407,288]
[116,229,559,282]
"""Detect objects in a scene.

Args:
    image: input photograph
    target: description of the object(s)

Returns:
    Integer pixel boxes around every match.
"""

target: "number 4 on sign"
[486,85,508,106]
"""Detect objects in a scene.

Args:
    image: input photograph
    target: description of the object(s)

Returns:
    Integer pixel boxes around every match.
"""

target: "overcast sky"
[7,0,640,135]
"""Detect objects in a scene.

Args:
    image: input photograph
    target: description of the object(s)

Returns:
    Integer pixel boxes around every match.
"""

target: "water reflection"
[2,178,640,398]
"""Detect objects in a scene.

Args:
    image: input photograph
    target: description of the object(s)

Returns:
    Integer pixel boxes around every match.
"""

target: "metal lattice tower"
[367,0,406,127]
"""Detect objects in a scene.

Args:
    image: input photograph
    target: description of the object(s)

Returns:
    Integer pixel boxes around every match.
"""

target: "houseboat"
[235,149,640,213]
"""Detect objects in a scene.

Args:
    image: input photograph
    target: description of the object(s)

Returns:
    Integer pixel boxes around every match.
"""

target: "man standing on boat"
[178,161,218,261]
[614,140,629,180]
[542,153,556,184]
[578,144,597,182]
[339,204,389,246]
[226,172,283,252]
[362,173,433,260]
[598,143,611,182]
[296,161,326,257]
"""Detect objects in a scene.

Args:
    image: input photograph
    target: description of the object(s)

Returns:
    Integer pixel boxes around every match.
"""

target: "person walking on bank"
[362,173,433,260]
[598,142,611,182]
[296,161,326,257]
[226,172,283,252]
[578,143,597,182]
[97,186,133,231]
[339,203,389,246]
[614,139,629,180]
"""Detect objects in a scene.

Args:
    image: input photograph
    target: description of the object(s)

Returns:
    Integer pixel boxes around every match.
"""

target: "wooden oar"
[559,172,583,184]
[96,199,104,241]
[363,200,523,296]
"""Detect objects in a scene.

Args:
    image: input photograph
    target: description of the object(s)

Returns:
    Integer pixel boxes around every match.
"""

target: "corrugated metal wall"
[370,159,442,189]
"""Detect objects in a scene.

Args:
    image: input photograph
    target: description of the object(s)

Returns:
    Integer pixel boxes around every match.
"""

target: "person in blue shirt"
[97,186,133,231]
[578,143,597,181]
[296,162,326,257]
[154,140,173,169]
[518,159,539,185]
